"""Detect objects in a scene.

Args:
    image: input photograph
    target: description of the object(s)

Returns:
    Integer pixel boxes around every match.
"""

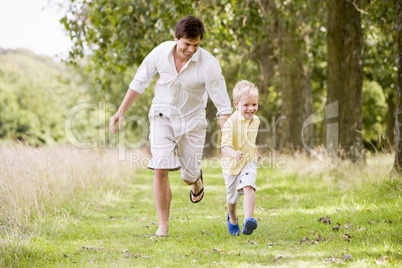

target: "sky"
[0,0,72,59]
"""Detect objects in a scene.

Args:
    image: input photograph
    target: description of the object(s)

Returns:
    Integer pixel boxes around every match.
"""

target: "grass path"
[1,149,401,267]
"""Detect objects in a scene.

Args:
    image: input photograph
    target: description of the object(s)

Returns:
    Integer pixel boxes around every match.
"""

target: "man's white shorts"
[147,116,207,183]
[223,161,257,204]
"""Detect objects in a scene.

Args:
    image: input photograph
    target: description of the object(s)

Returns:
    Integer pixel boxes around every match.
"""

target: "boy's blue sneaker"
[242,218,258,235]
[227,213,240,236]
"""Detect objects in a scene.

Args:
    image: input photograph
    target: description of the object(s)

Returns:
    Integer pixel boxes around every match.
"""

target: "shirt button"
[159,113,163,117]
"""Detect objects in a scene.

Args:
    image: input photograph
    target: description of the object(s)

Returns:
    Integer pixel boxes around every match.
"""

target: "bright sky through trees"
[0,0,71,59]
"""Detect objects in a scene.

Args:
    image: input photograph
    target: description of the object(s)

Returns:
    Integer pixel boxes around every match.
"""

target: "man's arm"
[218,114,231,129]
[110,89,140,134]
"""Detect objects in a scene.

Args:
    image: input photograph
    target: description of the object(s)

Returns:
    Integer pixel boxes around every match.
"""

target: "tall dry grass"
[282,151,400,192]
[0,145,138,235]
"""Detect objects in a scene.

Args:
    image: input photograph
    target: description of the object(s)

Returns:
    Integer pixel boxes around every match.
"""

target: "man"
[110,16,232,236]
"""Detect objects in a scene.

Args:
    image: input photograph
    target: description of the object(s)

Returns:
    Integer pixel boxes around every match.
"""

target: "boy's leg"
[153,169,171,236]
[243,186,256,219]
[227,202,238,225]
[224,172,241,236]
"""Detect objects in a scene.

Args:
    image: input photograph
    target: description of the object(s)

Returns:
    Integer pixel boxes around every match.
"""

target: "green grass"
[0,147,401,267]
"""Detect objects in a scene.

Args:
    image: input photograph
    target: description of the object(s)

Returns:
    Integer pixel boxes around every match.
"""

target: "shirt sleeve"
[221,119,233,148]
[128,46,159,94]
[204,58,233,117]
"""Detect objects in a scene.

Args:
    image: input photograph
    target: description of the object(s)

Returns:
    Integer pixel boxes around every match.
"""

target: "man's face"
[174,35,201,60]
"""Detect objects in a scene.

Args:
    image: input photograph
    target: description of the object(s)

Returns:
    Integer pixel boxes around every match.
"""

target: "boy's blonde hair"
[232,80,259,103]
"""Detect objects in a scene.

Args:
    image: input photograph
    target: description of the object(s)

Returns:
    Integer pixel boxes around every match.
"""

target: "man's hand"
[257,150,262,162]
[110,114,124,134]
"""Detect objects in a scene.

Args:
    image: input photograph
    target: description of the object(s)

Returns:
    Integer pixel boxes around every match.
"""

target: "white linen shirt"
[129,41,232,137]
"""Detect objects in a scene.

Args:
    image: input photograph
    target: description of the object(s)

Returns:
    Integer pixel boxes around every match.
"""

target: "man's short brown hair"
[175,16,205,40]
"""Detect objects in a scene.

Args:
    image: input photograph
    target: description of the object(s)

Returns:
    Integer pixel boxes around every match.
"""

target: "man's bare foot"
[154,226,169,237]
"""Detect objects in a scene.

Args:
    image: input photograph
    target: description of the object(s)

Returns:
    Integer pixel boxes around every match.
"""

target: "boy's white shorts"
[223,161,257,204]
[147,116,207,183]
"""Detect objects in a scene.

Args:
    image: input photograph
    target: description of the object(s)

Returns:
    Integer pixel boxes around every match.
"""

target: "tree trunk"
[385,90,396,152]
[327,0,365,162]
[394,0,402,172]
[276,15,313,152]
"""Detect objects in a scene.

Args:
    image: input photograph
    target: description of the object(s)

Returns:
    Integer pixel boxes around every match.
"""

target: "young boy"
[221,80,261,236]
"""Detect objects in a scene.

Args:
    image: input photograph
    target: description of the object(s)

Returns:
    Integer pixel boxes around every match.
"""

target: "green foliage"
[363,0,397,100]
[0,49,84,145]
[362,80,387,148]
[57,0,394,151]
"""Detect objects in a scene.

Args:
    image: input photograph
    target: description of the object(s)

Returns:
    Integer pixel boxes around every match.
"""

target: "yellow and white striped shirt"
[129,41,232,137]
[221,110,260,175]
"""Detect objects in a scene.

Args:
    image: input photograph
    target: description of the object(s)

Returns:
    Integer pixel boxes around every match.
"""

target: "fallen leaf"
[309,230,315,235]
[202,230,214,235]
[367,219,376,225]
[342,254,352,261]
[318,216,333,225]
[317,234,323,242]
[358,226,367,231]
[332,225,341,231]
[213,248,223,253]
[342,233,352,242]
[324,256,337,263]
[299,236,311,244]
[142,254,150,259]
[150,221,158,225]
[273,255,283,262]
[343,221,353,230]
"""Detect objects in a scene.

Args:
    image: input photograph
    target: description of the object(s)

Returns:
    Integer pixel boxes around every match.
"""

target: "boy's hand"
[234,151,243,162]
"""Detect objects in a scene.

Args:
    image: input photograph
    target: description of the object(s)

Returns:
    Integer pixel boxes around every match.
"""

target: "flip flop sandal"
[190,170,204,203]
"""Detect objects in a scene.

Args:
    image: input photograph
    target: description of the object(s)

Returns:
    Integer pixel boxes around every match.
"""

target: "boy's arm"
[222,146,243,162]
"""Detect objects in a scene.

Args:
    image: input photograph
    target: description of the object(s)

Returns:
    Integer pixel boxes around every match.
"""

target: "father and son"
[110,16,261,237]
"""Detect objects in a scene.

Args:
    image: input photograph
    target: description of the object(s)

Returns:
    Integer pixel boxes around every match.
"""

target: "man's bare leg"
[153,169,171,236]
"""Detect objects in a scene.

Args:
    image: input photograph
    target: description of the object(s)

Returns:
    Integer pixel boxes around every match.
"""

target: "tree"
[274,2,314,151]
[394,0,402,172]
[327,0,365,162]
[364,0,398,152]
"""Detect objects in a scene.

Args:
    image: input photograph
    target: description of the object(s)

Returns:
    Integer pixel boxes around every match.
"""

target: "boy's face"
[234,94,259,120]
